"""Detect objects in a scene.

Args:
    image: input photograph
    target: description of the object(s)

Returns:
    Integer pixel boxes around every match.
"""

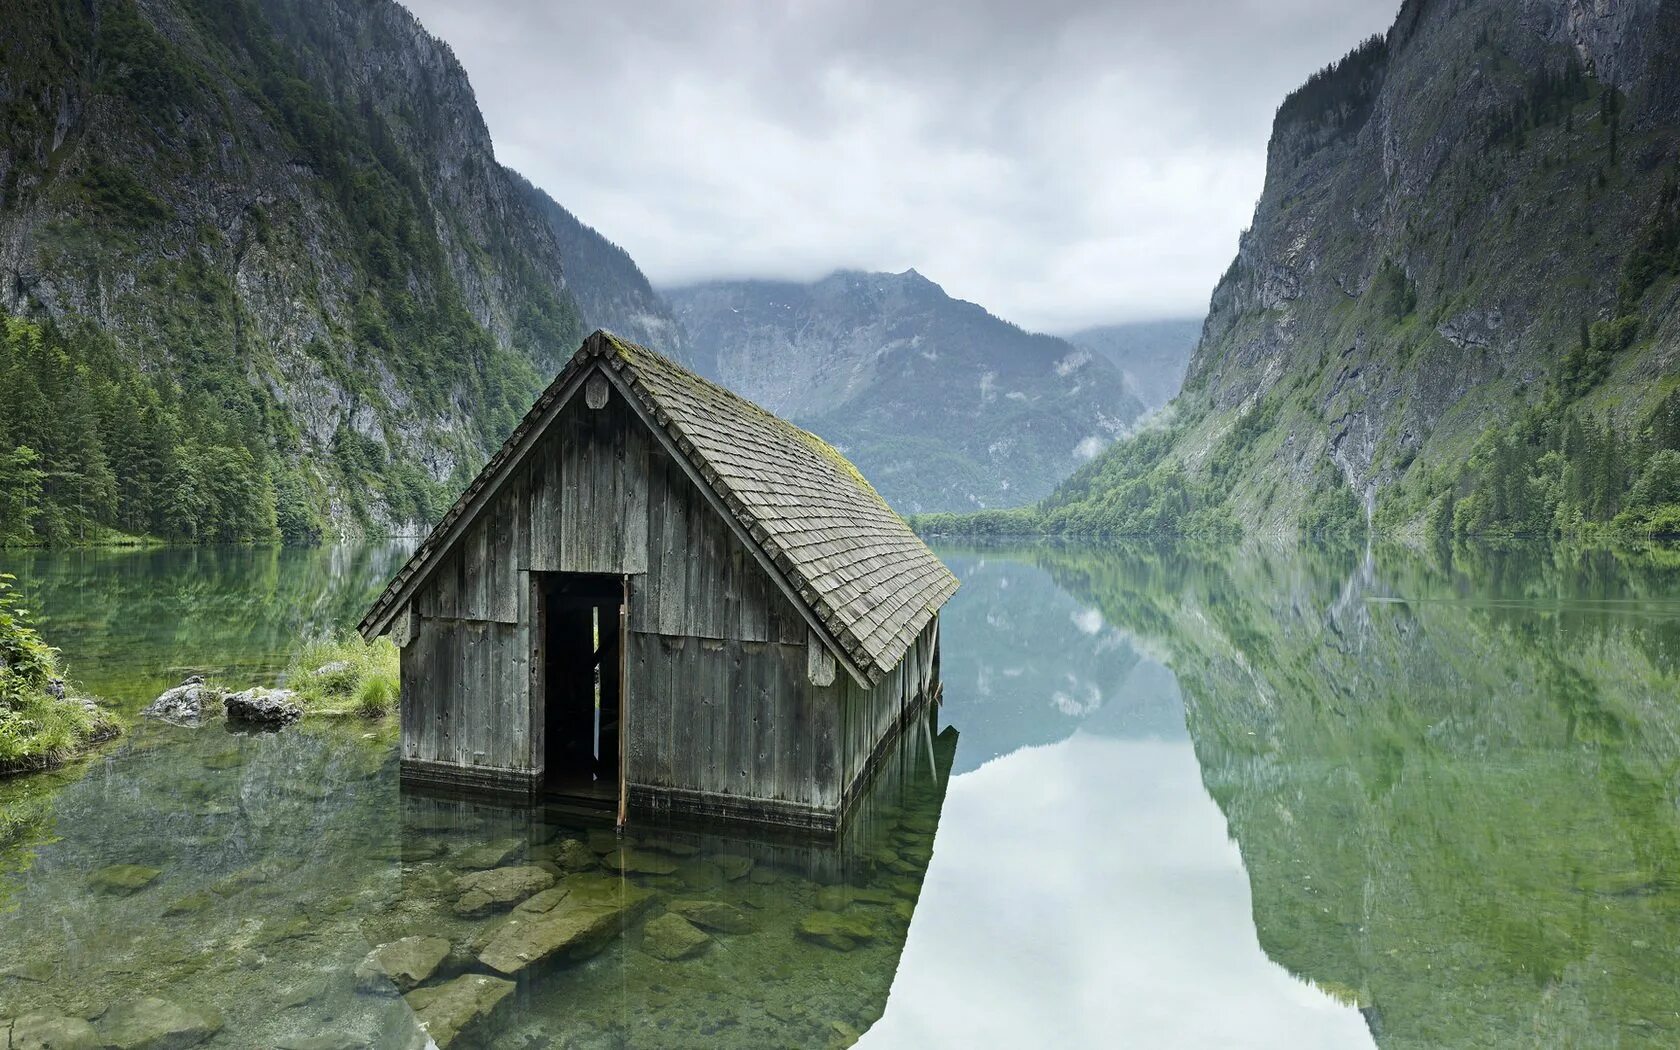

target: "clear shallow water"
[2,540,1679,1047]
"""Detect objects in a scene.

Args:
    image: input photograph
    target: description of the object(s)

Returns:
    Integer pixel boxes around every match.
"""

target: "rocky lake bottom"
[0,710,950,1048]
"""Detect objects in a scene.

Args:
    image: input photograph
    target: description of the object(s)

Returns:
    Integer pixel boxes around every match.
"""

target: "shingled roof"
[359,330,958,684]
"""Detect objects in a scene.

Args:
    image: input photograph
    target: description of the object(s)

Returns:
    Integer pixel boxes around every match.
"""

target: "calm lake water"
[3,540,1680,1047]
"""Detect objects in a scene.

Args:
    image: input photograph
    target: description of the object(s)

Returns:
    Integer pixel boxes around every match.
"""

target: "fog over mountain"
[403,0,1396,332]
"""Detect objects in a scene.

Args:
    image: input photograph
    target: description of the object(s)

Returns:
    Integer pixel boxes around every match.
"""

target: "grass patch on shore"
[0,574,120,774]
[286,633,399,719]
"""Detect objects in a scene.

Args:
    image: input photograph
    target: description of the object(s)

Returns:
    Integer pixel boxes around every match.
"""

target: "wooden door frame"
[617,573,630,828]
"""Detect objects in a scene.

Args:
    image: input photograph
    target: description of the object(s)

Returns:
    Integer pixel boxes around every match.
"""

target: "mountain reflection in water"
[3,539,1679,1047]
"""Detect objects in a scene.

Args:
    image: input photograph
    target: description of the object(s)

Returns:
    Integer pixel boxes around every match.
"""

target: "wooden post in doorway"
[617,574,630,829]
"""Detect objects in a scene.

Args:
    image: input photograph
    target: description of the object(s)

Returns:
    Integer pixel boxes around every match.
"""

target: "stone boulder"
[403,974,513,1049]
[96,997,222,1049]
[714,854,755,881]
[355,935,451,992]
[478,875,654,975]
[796,910,880,951]
[224,688,302,729]
[668,899,755,934]
[543,838,598,874]
[10,1012,98,1049]
[142,677,224,727]
[454,838,524,871]
[640,912,710,961]
[88,864,161,896]
[598,847,678,876]
[452,866,555,917]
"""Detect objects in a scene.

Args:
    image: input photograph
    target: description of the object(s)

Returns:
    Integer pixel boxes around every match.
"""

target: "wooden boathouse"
[359,331,958,830]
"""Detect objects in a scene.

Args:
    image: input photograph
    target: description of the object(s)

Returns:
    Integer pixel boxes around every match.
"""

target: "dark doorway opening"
[538,573,623,803]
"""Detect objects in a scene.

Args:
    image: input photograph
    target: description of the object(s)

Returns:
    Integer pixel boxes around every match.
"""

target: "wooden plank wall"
[624,633,841,810]
[622,443,839,811]
[836,618,939,796]
[404,377,650,775]
[633,448,805,643]
[400,617,527,770]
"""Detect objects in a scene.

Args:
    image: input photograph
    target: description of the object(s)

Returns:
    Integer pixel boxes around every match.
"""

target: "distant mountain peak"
[668,274,1144,514]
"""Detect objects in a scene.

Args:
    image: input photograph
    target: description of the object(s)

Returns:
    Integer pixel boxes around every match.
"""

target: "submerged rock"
[478,875,653,975]
[639,838,701,857]
[11,1012,98,1049]
[815,886,896,911]
[453,838,524,871]
[676,860,724,892]
[142,678,224,727]
[356,935,451,992]
[88,864,161,896]
[96,997,222,1050]
[797,910,879,951]
[544,838,597,874]
[452,865,555,917]
[714,854,755,881]
[404,974,513,1049]
[586,828,623,854]
[599,847,678,876]
[640,912,710,961]
[668,899,755,934]
[224,688,302,729]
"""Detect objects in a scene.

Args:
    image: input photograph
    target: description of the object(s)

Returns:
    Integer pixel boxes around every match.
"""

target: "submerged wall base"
[398,682,940,832]
[628,783,840,833]
[400,758,540,801]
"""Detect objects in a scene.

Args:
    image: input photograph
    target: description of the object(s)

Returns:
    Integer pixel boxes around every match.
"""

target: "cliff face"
[670,270,1144,514]
[0,0,669,539]
[1042,0,1680,538]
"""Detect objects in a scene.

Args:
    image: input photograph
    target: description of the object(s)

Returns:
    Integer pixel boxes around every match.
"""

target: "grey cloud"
[404,0,1397,331]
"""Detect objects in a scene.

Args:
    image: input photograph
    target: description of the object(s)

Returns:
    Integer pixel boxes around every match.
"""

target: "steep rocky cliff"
[669,270,1144,513]
[0,0,672,541]
[1032,0,1680,539]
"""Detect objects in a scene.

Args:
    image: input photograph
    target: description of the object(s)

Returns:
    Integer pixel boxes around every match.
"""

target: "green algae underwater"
[2,539,1679,1047]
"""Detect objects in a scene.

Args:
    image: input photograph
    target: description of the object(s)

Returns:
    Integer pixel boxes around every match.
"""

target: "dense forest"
[0,314,307,545]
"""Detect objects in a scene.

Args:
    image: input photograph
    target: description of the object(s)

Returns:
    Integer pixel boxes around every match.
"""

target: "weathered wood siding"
[836,619,939,805]
[624,445,838,815]
[403,376,650,777]
[400,617,528,770]
[632,448,805,643]
[624,634,841,813]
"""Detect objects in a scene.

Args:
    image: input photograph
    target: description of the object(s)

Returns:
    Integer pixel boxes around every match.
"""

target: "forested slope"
[0,0,669,545]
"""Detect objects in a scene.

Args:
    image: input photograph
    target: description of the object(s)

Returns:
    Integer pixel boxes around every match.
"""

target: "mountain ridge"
[669,268,1145,514]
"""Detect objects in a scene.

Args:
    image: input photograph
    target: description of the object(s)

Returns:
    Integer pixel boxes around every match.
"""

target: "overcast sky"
[404,0,1397,333]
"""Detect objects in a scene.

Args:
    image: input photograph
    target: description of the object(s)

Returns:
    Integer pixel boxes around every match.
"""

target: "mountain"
[668,270,1145,514]
[512,172,686,362]
[1064,318,1201,411]
[998,0,1680,541]
[0,0,671,544]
